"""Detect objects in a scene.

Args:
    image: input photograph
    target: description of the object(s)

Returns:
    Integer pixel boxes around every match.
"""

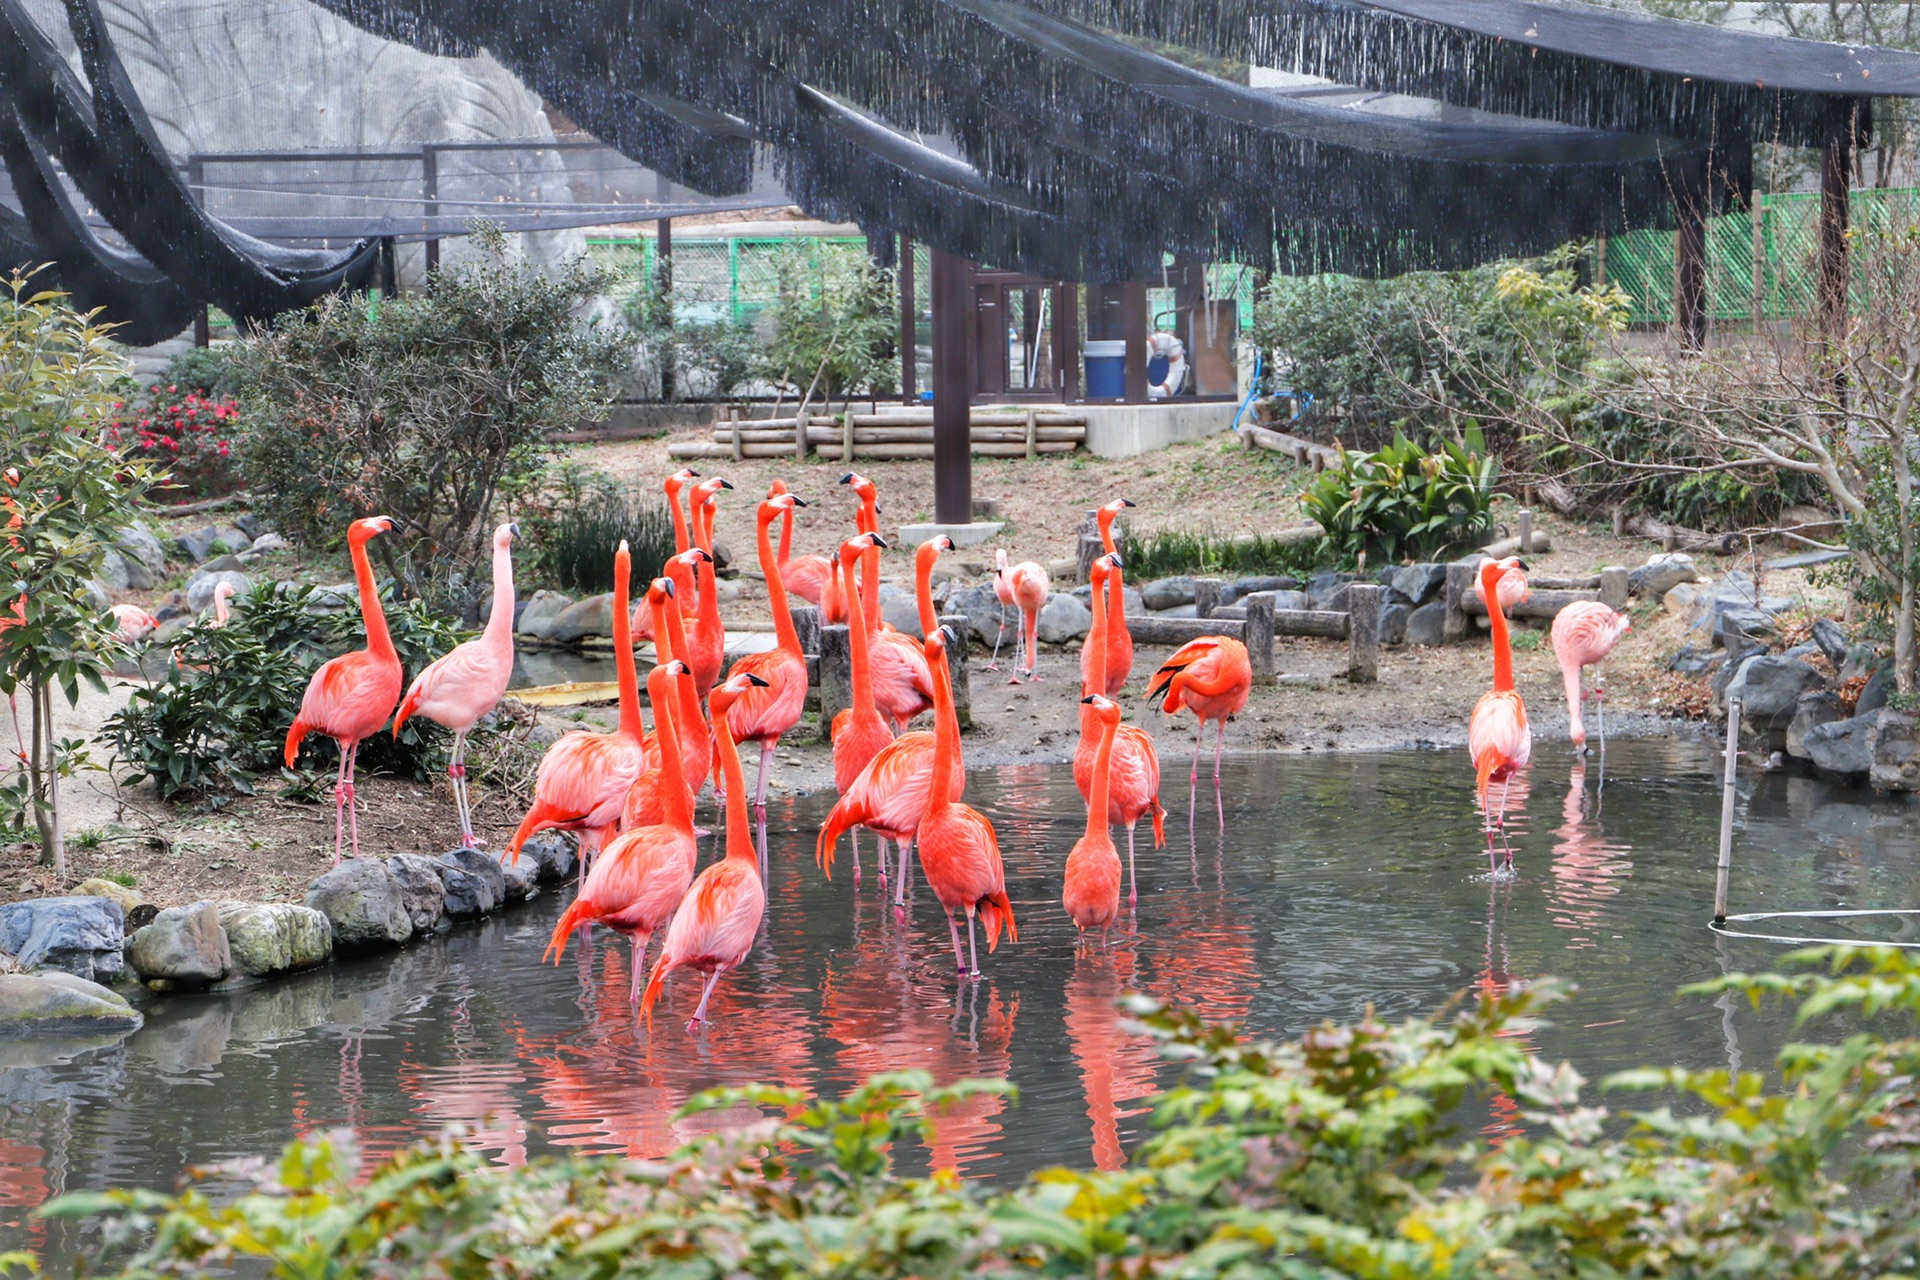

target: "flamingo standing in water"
[284,515,404,865]
[1063,694,1126,943]
[1076,553,1163,905]
[390,523,520,848]
[839,472,934,726]
[641,669,773,1031]
[1551,600,1631,754]
[999,552,1051,684]
[917,625,1017,976]
[683,477,732,696]
[507,541,646,876]
[1087,498,1135,694]
[543,659,700,1005]
[1147,634,1251,791]
[644,561,712,796]
[1469,556,1533,873]
[722,493,812,834]
[623,581,708,828]
[770,478,833,609]
[828,532,896,886]
[634,468,699,642]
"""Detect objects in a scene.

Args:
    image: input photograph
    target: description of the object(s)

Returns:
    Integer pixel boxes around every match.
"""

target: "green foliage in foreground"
[41,947,1920,1278]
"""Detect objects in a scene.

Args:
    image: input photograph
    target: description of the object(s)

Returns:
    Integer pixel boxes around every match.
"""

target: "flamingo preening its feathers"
[1552,600,1632,754]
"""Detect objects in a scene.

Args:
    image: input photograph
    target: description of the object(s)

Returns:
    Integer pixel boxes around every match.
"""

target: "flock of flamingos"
[274,467,1631,1032]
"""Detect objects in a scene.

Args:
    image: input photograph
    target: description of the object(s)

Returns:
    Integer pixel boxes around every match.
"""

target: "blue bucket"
[1084,339,1126,398]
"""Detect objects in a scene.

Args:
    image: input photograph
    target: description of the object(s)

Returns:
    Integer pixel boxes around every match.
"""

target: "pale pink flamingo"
[985,549,1018,671]
[917,625,1017,975]
[283,515,404,865]
[684,477,732,696]
[108,604,158,645]
[1469,556,1533,873]
[506,541,646,876]
[1551,600,1632,754]
[769,478,832,608]
[390,522,519,848]
[543,659,700,1005]
[1088,498,1135,694]
[624,580,708,828]
[722,493,811,835]
[1000,554,1050,684]
[1076,552,1163,906]
[1063,694,1125,943]
[828,532,896,887]
[208,581,237,627]
[640,669,773,1031]
[1147,635,1251,790]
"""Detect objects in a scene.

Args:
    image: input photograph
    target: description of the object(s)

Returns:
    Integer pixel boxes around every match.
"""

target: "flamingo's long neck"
[714,703,755,865]
[693,555,724,655]
[1098,508,1118,556]
[856,495,881,632]
[657,589,707,742]
[611,552,643,741]
[1085,712,1118,843]
[349,533,396,664]
[915,544,941,637]
[760,509,801,660]
[666,478,690,556]
[842,551,878,722]
[926,642,959,813]
[777,504,794,567]
[693,498,715,555]
[647,664,692,833]
[1083,569,1110,699]
[483,539,515,652]
[1561,656,1586,744]
[1484,566,1516,694]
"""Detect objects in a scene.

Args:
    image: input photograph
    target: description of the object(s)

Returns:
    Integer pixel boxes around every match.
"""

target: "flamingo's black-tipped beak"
[870,534,890,549]
[791,497,810,507]
[747,673,769,687]
[838,472,854,484]
[508,523,521,541]
[1081,695,1098,704]
[1121,498,1136,507]
[661,579,674,597]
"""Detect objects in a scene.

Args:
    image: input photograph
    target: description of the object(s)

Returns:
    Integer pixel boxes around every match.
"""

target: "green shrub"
[511,463,677,593]
[103,583,464,800]
[48,947,1920,1278]
[1302,426,1498,564]
[621,272,763,403]
[762,241,898,411]
[1124,527,1329,579]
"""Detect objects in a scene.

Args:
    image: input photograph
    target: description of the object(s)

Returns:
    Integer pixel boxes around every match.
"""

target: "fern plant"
[1302,426,1498,564]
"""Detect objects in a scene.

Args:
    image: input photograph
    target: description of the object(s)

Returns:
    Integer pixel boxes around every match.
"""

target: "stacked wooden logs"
[669,408,1088,461]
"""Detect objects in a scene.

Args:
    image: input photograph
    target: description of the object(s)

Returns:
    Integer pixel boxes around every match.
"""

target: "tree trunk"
[1895,435,1917,697]
[40,683,62,882]
[26,679,58,876]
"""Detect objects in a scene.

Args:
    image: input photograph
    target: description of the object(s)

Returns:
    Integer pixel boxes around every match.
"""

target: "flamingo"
[640,669,773,1031]
[1076,553,1163,906]
[1469,556,1533,873]
[623,580,707,828]
[1146,634,1252,791]
[913,534,954,636]
[684,477,732,696]
[722,492,811,832]
[641,563,712,798]
[543,659,700,1005]
[1063,694,1125,942]
[109,604,159,645]
[984,550,1017,671]
[506,541,647,875]
[917,625,1017,976]
[634,468,699,643]
[1089,498,1136,694]
[208,581,237,628]
[769,478,832,608]
[283,515,404,865]
[828,532,896,887]
[1552,600,1632,755]
[1000,553,1051,684]
[390,522,520,848]
[836,472,934,726]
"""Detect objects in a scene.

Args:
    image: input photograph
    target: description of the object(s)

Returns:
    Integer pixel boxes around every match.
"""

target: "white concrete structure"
[1079,401,1236,458]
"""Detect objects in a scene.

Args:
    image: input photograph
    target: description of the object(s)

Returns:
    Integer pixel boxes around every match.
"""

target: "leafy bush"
[762,241,898,411]
[621,273,763,403]
[104,383,242,500]
[1302,426,1498,564]
[103,583,464,800]
[50,947,1920,1278]
[231,224,632,612]
[1124,527,1328,580]
[511,462,677,594]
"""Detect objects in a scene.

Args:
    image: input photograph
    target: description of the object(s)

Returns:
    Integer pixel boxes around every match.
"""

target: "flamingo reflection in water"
[1063,950,1158,1171]
[1474,878,1539,1150]
[1549,763,1634,949]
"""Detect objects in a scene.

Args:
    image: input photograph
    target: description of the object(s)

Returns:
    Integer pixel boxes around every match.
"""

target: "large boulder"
[1264,589,1312,613]
[303,860,413,949]
[186,569,250,613]
[126,901,232,987]
[517,832,577,883]
[1140,576,1197,611]
[1380,602,1410,646]
[548,593,616,643]
[878,583,922,637]
[1803,710,1882,777]
[1390,564,1447,607]
[1811,618,1850,667]
[306,582,360,613]
[0,897,125,981]
[1859,666,1892,717]
[1223,575,1299,605]
[494,851,538,901]
[1630,553,1699,600]
[945,583,1010,648]
[174,525,221,563]
[1035,592,1093,644]
[386,854,450,932]
[1668,644,1719,676]
[1870,710,1920,793]
[1786,691,1843,760]
[1069,582,1147,618]
[1306,571,1355,612]
[114,523,169,588]
[0,972,142,1035]
[437,848,507,918]
[96,548,133,594]
[217,903,332,978]
[516,590,574,640]
[73,877,143,916]
[1404,601,1447,648]
[1723,655,1826,729]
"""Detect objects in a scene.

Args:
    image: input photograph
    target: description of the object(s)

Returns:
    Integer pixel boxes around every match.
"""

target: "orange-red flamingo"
[1469,556,1533,873]
[723,492,811,829]
[643,561,712,797]
[624,580,707,829]
[507,541,646,875]
[1063,694,1125,942]
[543,658,700,1003]
[999,553,1051,684]
[391,522,520,848]
[837,471,935,725]
[634,468,699,643]
[1088,498,1135,694]
[641,669,772,1031]
[1147,634,1251,790]
[284,515,403,865]
[1076,553,1163,905]
[913,534,954,635]
[918,625,1017,975]
[829,532,896,886]
[683,476,732,696]
[769,478,832,608]
[1551,600,1631,754]
[109,604,158,645]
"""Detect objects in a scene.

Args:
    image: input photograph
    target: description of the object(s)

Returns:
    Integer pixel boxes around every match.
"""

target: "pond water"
[5,737,1920,1263]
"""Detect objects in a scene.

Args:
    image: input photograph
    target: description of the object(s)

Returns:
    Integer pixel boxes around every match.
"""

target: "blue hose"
[1232,350,1264,434]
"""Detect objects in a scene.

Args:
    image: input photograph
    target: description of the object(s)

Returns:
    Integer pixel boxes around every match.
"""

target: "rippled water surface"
[7,738,1920,1262]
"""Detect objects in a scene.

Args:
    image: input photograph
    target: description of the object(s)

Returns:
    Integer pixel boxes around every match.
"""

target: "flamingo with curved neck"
[1468,556,1533,874]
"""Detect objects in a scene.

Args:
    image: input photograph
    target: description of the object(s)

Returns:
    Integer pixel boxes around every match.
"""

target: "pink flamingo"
[1147,635,1252,790]
[543,659,700,1005]
[109,604,159,645]
[506,541,646,875]
[769,478,832,608]
[1063,694,1125,943]
[828,532,896,886]
[999,553,1051,684]
[208,581,237,627]
[1075,552,1163,906]
[641,669,773,1031]
[1088,498,1135,694]
[624,580,708,828]
[1469,556,1533,873]
[283,515,404,865]
[985,549,1018,671]
[634,468,699,643]
[1551,600,1632,755]
[722,493,811,832]
[390,522,520,848]
[683,477,732,697]
[641,564,712,799]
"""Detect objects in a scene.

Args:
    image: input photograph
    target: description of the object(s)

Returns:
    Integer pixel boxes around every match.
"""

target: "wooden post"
[1244,592,1276,684]
[1194,578,1222,620]
[1122,280,1149,403]
[790,604,822,691]
[1517,509,1534,555]
[1443,561,1478,643]
[657,216,674,401]
[794,408,809,460]
[1599,566,1630,612]
[899,235,916,405]
[939,613,973,729]
[730,405,745,462]
[1075,508,1103,583]
[1348,583,1381,682]
[817,623,851,741]
[931,249,974,524]
[1612,506,1627,538]
[1055,283,1080,401]
[1818,100,1857,343]
[842,410,855,463]
[1024,408,1038,460]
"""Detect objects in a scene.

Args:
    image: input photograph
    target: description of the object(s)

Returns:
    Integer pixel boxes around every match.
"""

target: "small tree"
[233,224,631,611]
[762,242,898,416]
[0,272,156,878]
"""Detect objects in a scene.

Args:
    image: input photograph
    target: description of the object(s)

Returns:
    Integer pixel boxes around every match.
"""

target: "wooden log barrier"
[1460,566,1633,622]
[1347,583,1381,682]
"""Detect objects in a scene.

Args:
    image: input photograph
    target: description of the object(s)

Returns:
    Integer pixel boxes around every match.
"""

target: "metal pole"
[422,145,440,273]
[899,235,916,405]
[1713,698,1741,923]
[1518,509,1533,556]
[931,248,974,526]
[657,216,674,401]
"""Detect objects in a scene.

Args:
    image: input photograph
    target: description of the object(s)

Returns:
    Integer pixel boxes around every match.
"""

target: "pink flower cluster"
[105,385,240,492]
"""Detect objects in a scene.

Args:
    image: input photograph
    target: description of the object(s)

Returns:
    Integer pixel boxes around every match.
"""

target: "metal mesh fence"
[588,234,873,328]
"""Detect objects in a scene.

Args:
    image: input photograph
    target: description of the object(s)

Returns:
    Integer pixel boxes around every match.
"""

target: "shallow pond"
[5,738,1920,1262]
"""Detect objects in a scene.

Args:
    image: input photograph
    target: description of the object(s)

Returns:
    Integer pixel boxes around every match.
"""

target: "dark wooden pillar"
[1674,188,1708,353]
[931,248,974,525]
[1121,280,1148,403]
[422,145,441,273]
[1819,100,1856,341]
[1054,283,1080,401]
[899,235,916,404]
[656,217,674,400]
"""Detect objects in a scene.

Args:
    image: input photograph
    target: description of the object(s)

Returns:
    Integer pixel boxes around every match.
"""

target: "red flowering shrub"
[105,381,242,498]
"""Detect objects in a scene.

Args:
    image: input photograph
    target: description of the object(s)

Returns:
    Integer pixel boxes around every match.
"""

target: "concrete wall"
[1079,401,1236,458]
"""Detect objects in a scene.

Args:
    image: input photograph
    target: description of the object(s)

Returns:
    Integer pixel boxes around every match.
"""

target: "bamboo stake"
[1713,698,1741,923]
